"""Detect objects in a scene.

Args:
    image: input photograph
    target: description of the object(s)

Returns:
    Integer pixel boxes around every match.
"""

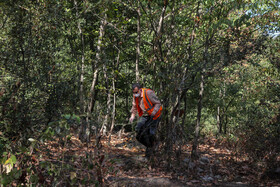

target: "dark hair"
[132,83,142,90]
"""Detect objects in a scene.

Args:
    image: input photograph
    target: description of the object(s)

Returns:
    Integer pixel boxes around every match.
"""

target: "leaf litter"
[31,133,280,186]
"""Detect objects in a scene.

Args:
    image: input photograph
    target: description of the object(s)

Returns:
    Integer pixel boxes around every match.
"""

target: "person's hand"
[129,116,135,124]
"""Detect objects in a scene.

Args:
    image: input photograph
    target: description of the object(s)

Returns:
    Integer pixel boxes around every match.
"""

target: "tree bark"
[81,15,106,142]
[101,63,111,134]
[74,0,85,114]
[191,69,205,159]
[217,88,222,133]
[135,0,141,82]
[109,48,120,143]
[192,33,208,158]
[110,49,120,134]
[87,17,106,118]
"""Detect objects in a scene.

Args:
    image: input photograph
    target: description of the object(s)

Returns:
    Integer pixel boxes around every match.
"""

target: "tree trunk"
[135,1,141,82]
[101,66,111,135]
[81,15,106,143]
[74,0,85,114]
[192,70,205,159]
[110,49,120,135]
[217,89,222,133]
[224,115,228,134]
[108,49,120,144]
[217,105,221,133]
[192,31,208,158]
[87,17,106,118]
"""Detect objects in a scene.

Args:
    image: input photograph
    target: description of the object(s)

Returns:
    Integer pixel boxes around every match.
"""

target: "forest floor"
[37,132,280,186]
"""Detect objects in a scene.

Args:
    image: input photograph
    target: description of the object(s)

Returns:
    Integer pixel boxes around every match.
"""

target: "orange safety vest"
[134,88,162,120]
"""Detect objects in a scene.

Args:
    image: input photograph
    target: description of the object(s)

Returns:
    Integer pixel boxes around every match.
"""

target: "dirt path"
[103,136,186,186]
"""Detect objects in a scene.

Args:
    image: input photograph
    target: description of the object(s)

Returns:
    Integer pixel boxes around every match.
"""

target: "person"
[129,83,162,158]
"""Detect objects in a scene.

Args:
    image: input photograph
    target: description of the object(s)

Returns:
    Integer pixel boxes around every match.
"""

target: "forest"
[0,0,279,186]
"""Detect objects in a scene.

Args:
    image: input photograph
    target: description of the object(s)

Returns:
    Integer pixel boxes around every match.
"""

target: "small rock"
[197,167,204,173]
[201,176,214,182]
[199,161,206,165]
[200,156,210,163]
[188,162,195,169]
[190,180,200,183]
[215,159,221,164]
[215,175,222,179]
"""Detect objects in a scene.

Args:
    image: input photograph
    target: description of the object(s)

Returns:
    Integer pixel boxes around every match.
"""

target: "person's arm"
[147,90,161,116]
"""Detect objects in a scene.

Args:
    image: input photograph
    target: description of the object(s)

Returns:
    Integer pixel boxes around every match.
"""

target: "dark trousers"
[136,116,161,148]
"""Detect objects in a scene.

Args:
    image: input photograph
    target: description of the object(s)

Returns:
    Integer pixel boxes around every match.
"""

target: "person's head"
[132,83,142,97]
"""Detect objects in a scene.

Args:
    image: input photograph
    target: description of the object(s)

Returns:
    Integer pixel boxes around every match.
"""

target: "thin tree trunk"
[108,49,120,144]
[101,91,111,134]
[87,17,106,118]
[156,1,167,63]
[74,0,85,114]
[135,1,141,82]
[126,59,130,120]
[222,82,226,134]
[81,15,106,143]
[217,88,222,133]
[87,69,98,117]
[110,49,120,135]
[192,33,208,158]
[217,105,221,133]
[101,63,111,134]
[101,38,111,134]
[109,80,116,133]
[191,69,205,159]
[224,115,228,134]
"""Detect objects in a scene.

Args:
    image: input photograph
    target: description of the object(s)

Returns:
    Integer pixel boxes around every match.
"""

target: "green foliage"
[0,0,279,184]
